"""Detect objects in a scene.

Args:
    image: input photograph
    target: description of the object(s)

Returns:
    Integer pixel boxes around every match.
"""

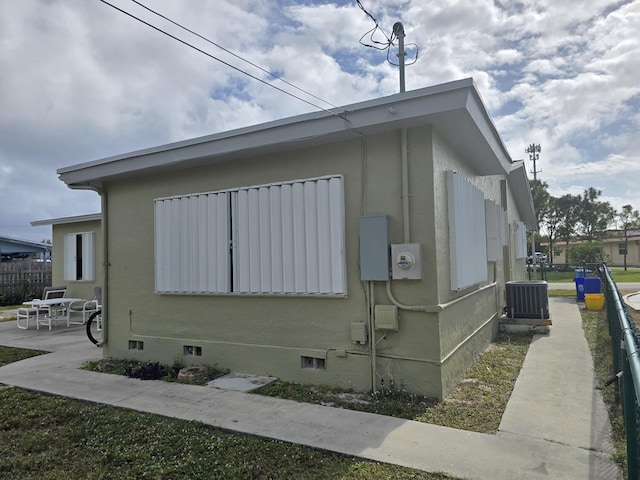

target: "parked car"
[527,252,547,264]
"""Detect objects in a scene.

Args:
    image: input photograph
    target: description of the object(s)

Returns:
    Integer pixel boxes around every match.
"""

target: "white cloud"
[1,0,639,242]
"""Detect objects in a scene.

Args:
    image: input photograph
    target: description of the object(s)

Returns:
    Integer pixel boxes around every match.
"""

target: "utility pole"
[526,144,542,181]
[393,22,406,93]
[526,144,542,278]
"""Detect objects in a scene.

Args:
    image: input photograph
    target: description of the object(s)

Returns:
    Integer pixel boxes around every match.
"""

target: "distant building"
[547,230,640,267]
[31,214,103,301]
[0,235,51,262]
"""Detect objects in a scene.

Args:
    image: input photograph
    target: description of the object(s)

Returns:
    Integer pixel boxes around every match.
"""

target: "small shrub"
[83,358,228,384]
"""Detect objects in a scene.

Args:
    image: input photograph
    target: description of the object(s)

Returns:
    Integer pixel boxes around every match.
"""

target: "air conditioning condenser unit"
[505,281,550,323]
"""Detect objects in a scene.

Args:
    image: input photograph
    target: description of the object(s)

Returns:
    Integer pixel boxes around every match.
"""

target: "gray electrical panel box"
[359,215,390,281]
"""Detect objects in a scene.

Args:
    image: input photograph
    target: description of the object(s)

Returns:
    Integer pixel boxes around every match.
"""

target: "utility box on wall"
[374,305,399,331]
[359,215,390,281]
[391,243,422,280]
[350,322,368,344]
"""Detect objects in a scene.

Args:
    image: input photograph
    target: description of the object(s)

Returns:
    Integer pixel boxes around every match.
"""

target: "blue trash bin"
[585,277,601,294]
[575,277,585,301]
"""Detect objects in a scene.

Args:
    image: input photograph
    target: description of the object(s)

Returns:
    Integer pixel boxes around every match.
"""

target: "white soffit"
[58,78,512,190]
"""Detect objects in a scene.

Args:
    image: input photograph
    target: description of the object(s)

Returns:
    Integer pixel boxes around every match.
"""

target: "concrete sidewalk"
[0,298,621,479]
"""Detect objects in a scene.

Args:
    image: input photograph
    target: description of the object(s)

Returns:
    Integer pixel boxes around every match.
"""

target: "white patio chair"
[35,286,68,331]
[16,306,45,329]
[68,286,101,326]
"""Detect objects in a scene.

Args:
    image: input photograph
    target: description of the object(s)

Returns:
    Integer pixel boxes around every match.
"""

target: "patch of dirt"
[335,392,372,405]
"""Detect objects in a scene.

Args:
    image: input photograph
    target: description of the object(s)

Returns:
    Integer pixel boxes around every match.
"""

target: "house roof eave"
[31,213,102,227]
[509,162,537,230]
[58,78,515,190]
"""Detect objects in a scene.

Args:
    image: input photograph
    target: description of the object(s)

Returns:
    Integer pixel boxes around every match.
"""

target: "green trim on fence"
[603,264,640,480]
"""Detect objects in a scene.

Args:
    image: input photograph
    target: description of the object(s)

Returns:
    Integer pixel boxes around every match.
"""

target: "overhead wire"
[97,0,349,120]
[130,0,343,113]
[356,0,392,50]
[356,0,418,66]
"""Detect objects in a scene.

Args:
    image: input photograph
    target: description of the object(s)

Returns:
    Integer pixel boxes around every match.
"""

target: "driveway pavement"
[0,297,622,479]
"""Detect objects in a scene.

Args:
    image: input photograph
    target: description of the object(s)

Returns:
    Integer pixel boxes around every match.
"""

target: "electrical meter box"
[390,243,422,280]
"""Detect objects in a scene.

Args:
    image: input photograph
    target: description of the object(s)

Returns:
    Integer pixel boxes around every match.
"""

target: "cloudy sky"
[1,0,639,243]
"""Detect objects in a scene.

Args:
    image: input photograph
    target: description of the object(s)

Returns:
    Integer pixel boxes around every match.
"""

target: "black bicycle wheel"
[86,310,102,346]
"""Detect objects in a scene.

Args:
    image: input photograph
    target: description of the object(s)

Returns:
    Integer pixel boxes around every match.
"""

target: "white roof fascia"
[0,236,51,250]
[58,78,514,191]
[508,162,537,231]
[31,213,102,227]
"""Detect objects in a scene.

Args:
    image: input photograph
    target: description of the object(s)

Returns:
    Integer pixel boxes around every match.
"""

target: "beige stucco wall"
[429,129,508,396]
[51,219,103,301]
[552,238,640,267]
[101,126,528,399]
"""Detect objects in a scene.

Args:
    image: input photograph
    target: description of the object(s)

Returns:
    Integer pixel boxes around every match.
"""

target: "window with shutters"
[514,221,528,260]
[447,171,488,291]
[154,175,346,296]
[64,232,95,282]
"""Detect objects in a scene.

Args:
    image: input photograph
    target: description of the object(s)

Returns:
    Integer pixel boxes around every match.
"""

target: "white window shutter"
[155,193,230,293]
[63,234,76,281]
[485,200,502,262]
[82,232,95,281]
[514,221,528,259]
[155,175,345,295]
[63,232,95,282]
[232,175,346,295]
[447,171,488,291]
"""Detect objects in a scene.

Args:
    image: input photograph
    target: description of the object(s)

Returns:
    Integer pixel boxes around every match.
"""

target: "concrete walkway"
[0,297,622,479]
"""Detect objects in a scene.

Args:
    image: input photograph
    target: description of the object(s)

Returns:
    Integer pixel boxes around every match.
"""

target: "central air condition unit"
[505,281,550,320]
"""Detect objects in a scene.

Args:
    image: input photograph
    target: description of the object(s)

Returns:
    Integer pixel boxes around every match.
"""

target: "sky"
[1,0,639,243]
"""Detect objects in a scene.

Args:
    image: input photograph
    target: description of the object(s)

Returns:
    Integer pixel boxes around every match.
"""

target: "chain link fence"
[603,264,640,480]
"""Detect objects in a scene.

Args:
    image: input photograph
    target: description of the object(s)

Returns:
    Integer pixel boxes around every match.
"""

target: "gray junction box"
[359,215,390,281]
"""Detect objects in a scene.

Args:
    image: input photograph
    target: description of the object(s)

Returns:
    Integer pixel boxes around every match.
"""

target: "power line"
[97,0,347,119]
[356,0,392,51]
[356,0,418,67]
[130,0,342,113]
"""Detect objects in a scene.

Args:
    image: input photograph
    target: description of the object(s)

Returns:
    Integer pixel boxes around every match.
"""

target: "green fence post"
[623,355,639,480]
[606,279,622,403]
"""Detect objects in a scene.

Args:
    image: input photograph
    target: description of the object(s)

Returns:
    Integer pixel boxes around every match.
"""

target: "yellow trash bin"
[585,293,605,310]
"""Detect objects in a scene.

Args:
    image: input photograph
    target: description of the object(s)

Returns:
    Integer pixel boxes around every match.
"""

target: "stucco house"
[548,231,640,268]
[30,214,103,301]
[57,78,536,399]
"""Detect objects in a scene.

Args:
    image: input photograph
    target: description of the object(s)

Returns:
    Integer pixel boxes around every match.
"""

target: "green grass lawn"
[0,345,457,480]
[0,329,531,479]
[0,346,46,367]
[0,329,532,479]
[0,387,457,480]
[2,285,633,478]
[543,267,640,283]
[0,305,19,323]
[580,306,631,471]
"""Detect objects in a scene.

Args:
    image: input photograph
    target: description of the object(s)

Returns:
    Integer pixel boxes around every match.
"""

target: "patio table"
[22,298,85,330]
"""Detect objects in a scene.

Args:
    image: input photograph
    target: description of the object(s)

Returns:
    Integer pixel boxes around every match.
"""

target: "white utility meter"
[396,252,415,270]
[390,243,422,279]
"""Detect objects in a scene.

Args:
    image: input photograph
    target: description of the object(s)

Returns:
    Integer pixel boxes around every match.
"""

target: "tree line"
[531,180,640,268]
